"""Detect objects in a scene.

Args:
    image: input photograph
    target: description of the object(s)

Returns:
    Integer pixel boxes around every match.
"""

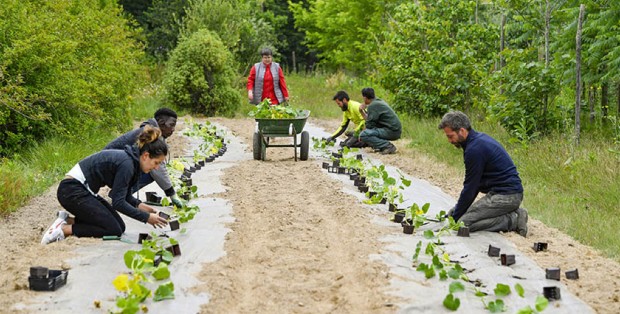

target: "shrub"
[163,29,241,116]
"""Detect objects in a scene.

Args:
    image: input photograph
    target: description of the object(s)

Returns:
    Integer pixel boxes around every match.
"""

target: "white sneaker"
[41,218,66,245]
[57,211,70,222]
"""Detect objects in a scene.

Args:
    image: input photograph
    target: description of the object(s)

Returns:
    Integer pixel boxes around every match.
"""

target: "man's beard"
[452,135,466,148]
[341,104,348,112]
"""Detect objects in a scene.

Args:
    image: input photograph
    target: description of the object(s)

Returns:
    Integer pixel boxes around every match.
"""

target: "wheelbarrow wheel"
[253,132,262,160]
[300,131,309,161]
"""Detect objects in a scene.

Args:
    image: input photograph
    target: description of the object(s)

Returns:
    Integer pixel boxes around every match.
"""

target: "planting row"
[315,139,577,312]
[108,120,228,314]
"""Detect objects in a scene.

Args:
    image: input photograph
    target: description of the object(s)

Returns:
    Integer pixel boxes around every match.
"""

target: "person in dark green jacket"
[359,87,401,154]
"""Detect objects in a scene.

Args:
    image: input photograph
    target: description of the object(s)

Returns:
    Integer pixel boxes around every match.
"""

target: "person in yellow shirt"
[325,90,367,148]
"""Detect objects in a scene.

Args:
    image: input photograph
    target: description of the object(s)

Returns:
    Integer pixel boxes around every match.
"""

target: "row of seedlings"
[315,139,563,312]
[108,120,228,313]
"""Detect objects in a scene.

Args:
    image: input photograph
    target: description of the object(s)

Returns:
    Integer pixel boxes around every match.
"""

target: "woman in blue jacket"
[41,125,169,244]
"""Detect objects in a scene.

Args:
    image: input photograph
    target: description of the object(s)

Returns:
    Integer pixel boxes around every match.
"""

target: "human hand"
[148,213,168,228]
[170,195,185,208]
[138,202,157,214]
[445,207,455,218]
[248,90,253,101]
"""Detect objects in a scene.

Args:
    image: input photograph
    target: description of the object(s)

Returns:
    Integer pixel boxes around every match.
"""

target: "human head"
[332,90,350,111]
[137,125,168,173]
[361,87,375,105]
[438,111,472,148]
[154,108,177,138]
[260,47,273,65]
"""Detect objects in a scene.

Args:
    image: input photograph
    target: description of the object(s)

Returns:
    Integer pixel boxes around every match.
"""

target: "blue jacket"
[78,145,149,223]
[452,130,523,221]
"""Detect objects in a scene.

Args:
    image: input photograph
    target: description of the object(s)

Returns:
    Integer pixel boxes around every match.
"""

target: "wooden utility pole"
[575,4,585,145]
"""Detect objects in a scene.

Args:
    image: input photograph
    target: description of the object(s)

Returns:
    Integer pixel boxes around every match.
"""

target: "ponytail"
[137,125,168,158]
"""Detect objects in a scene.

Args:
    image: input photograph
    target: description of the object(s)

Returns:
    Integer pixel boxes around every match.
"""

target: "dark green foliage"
[144,0,189,61]
[489,48,562,140]
[378,1,497,116]
[163,29,241,116]
[0,0,144,157]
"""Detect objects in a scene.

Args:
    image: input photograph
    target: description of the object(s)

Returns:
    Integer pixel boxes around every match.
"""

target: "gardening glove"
[344,130,354,137]
[170,195,185,208]
[322,136,335,143]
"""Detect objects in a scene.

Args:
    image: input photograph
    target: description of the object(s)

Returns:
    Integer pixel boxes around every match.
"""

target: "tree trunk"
[575,4,585,145]
[601,82,609,119]
[292,51,297,73]
[588,85,596,124]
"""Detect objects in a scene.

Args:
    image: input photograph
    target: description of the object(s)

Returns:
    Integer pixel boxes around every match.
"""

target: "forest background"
[0,0,618,261]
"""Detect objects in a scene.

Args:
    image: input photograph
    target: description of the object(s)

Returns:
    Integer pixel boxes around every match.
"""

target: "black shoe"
[516,208,528,237]
[380,143,397,155]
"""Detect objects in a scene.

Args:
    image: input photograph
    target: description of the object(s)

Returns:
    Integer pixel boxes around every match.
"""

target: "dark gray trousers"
[460,192,523,232]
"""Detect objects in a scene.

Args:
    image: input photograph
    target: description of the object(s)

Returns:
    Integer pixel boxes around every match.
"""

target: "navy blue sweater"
[452,130,523,221]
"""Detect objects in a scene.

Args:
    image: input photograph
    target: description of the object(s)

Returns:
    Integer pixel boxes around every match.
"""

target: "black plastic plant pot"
[182,179,193,187]
[488,245,501,257]
[165,244,182,256]
[322,162,330,169]
[332,160,340,167]
[388,203,398,212]
[543,286,561,301]
[545,267,561,281]
[206,156,215,162]
[358,185,369,193]
[565,269,579,280]
[332,152,342,158]
[158,211,170,220]
[198,160,205,166]
[183,170,192,178]
[354,179,361,187]
[146,192,162,204]
[394,212,405,223]
[457,226,470,237]
[500,254,516,266]
[153,255,162,267]
[349,173,359,181]
[180,193,191,201]
[402,224,414,234]
[30,266,49,279]
[189,166,196,173]
[194,164,202,170]
[379,198,387,204]
[368,191,378,198]
[328,166,338,174]
[337,166,347,174]
[358,176,366,184]
[533,242,548,252]
[138,233,151,244]
[356,154,363,160]
[29,269,68,291]
[169,219,180,231]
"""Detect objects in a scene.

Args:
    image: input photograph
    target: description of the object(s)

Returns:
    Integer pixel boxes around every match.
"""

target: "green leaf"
[516,305,534,314]
[443,293,461,311]
[423,230,435,239]
[412,241,422,261]
[535,295,549,311]
[515,283,525,297]
[487,299,506,312]
[153,281,175,301]
[449,281,465,293]
[494,283,511,297]
[439,269,448,280]
[432,255,444,269]
[152,264,171,280]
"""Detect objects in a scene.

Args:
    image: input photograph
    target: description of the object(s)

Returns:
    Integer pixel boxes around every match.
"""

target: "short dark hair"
[260,48,273,56]
[361,87,375,100]
[154,108,177,120]
[332,90,350,101]
[438,111,472,131]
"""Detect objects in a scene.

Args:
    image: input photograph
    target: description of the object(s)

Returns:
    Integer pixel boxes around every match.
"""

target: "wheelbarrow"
[253,110,310,161]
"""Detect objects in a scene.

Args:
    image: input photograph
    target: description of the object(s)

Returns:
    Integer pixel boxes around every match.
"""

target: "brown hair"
[137,125,168,158]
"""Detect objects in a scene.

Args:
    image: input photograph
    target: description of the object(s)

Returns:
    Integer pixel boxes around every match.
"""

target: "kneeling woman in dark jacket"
[41,125,169,244]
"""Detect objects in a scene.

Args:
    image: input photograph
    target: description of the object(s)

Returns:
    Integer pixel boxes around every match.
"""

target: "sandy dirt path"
[0,117,619,313]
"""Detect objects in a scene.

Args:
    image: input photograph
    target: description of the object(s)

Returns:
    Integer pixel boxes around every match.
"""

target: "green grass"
[284,72,620,261]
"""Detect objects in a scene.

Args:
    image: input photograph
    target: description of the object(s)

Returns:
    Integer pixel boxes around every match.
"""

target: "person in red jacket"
[247,48,289,105]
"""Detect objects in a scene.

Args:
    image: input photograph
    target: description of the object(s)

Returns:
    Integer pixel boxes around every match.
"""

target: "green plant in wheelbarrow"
[248,98,304,119]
